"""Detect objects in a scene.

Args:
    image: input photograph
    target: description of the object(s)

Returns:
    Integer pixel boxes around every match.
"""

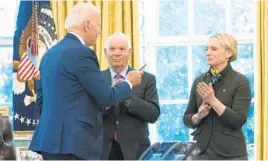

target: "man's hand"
[112,79,122,87]
[125,70,142,87]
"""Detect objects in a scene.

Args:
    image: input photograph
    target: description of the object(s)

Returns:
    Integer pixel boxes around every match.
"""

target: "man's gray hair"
[65,3,100,30]
[105,33,132,49]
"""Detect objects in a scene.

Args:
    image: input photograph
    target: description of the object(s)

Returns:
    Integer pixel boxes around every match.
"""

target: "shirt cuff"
[124,80,132,89]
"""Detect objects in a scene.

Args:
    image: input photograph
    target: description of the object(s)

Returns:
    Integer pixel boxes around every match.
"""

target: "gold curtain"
[256,1,268,160]
[50,0,140,70]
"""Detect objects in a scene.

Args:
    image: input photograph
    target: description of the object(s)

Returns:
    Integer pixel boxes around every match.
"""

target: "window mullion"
[188,0,194,35]
[225,0,231,32]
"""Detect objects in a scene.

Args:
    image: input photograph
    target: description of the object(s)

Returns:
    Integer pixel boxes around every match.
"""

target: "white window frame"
[140,0,257,153]
[0,0,19,108]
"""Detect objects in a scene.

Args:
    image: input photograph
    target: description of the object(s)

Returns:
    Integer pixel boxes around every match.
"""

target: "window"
[0,0,19,115]
[0,0,18,37]
[140,0,256,159]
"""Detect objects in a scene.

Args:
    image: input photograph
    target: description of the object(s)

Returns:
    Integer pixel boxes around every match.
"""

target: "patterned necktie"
[210,68,221,85]
[115,73,121,81]
[113,73,121,142]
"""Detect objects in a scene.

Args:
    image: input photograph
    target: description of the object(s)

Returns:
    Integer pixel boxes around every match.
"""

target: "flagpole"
[31,0,38,56]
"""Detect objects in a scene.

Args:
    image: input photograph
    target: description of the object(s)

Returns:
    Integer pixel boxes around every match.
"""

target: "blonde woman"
[183,33,251,160]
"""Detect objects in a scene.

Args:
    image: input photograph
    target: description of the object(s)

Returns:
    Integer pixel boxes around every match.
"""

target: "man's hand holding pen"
[125,64,147,87]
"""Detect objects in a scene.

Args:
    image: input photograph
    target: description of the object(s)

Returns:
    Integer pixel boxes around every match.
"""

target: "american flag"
[13,0,57,130]
[17,53,39,81]
[17,0,39,81]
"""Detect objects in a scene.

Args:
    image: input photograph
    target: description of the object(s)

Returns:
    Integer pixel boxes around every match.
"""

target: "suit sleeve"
[183,79,198,129]
[66,48,132,107]
[125,75,160,123]
[219,76,251,129]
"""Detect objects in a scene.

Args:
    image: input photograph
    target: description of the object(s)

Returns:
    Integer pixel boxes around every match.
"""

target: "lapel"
[127,66,142,93]
[103,66,133,117]
[127,66,133,74]
[102,68,117,117]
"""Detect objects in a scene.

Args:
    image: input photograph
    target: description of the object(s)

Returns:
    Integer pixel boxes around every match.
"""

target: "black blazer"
[100,67,160,160]
[183,63,251,158]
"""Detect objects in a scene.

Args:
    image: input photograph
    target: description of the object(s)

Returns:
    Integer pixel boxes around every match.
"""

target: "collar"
[208,63,232,79]
[68,32,85,45]
[109,66,129,79]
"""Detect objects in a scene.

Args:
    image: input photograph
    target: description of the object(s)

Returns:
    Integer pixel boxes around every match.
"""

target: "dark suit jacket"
[100,67,160,160]
[29,33,132,160]
[183,63,251,158]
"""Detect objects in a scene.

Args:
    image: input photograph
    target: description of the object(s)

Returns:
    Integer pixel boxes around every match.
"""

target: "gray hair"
[104,33,132,49]
[65,3,100,30]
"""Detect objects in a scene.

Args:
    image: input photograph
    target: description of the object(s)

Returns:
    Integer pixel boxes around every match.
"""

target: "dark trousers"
[41,152,84,160]
[193,144,248,160]
[108,139,124,160]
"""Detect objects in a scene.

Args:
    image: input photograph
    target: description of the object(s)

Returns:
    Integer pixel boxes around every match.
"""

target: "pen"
[138,63,147,71]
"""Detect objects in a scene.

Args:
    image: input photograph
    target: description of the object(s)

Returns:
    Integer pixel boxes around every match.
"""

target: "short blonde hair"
[209,33,238,62]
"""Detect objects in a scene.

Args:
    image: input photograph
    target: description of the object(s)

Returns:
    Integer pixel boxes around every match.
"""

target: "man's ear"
[129,48,133,56]
[104,48,108,58]
[84,21,91,32]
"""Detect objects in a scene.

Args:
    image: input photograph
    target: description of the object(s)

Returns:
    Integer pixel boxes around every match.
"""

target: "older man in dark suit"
[100,33,160,160]
[29,3,142,160]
